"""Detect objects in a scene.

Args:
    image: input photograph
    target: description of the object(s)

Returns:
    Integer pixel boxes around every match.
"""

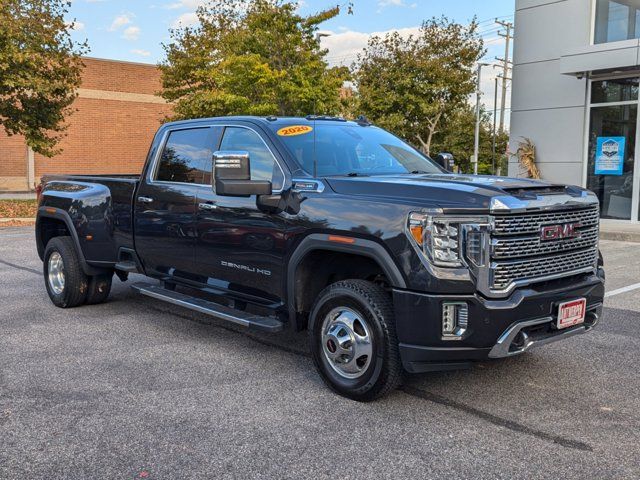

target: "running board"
[131,283,284,333]
[115,261,139,273]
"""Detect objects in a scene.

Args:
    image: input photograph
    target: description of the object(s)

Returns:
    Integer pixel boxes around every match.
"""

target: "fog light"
[442,302,468,340]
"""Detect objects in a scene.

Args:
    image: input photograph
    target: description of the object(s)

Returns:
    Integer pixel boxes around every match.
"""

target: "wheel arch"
[286,234,406,330]
[36,207,107,276]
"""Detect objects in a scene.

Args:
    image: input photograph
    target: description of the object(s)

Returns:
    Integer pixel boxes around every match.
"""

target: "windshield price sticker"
[277,125,313,137]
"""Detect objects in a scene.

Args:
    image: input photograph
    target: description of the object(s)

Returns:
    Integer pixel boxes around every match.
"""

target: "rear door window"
[156,128,214,184]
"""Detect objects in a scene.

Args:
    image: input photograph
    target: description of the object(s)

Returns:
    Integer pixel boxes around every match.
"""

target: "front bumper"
[393,271,605,374]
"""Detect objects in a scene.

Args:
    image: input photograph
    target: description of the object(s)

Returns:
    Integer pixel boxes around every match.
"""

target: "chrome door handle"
[198,203,217,211]
[138,196,154,204]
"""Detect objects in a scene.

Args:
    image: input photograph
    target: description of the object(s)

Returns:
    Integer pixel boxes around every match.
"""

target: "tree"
[431,105,509,175]
[0,0,88,156]
[160,0,350,119]
[355,17,484,156]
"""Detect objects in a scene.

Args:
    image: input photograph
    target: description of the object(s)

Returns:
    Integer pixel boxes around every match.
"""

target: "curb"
[0,218,35,226]
[600,231,640,243]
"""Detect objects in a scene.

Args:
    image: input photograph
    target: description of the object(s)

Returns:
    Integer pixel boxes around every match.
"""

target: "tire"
[85,273,113,305]
[308,279,402,401]
[43,236,89,308]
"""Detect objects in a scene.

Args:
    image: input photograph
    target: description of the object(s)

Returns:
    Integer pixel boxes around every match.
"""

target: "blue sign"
[595,137,625,175]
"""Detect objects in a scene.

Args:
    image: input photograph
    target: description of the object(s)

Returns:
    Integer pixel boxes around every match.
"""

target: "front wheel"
[308,280,402,401]
[43,237,89,308]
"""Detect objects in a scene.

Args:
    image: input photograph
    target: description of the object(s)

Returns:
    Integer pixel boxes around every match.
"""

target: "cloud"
[321,26,421,67]
[171,12,199,28]
[131,49,151,57]
[122,26,141,40]
[109,13,133,31]
[165,0,205,9]
[378,0,407,6]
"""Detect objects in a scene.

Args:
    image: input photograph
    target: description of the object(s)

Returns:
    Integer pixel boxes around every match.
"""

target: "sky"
[65,0,515,121]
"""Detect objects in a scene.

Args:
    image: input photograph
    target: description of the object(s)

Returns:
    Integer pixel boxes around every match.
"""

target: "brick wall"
[0,130,28,191]
[80,57,164,95]
[0,57,173,191]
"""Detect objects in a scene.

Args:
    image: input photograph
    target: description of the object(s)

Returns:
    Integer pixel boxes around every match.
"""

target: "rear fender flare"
[37,207,108,276]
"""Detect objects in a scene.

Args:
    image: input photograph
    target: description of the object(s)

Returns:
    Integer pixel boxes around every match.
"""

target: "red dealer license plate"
[557,298,587,330]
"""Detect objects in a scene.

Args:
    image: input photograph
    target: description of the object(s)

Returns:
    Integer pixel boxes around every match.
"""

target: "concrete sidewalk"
[0,192,36,200]
[600,221,640,243]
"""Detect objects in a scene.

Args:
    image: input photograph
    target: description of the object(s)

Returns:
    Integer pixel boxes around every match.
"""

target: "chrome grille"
[492,226,598,259]
[492,249,598,290]
[489,205,599,291]
[493,205,600,236]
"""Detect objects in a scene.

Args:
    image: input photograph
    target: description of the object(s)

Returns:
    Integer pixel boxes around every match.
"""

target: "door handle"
[198,203,217,211]
[138,196,154,204]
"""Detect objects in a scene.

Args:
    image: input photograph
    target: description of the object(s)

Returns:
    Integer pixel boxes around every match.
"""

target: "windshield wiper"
[409,170,430,174]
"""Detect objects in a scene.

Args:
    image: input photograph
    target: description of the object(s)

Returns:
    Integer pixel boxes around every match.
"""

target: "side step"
[115,261,139,273]
[131,282,284,333]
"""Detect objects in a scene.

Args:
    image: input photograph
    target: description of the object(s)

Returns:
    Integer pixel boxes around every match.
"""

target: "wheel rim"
[47,252,65,295]
[321,307,373,380]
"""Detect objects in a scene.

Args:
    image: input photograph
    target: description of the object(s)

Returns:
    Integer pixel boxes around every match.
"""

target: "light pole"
[473,62,490,175]
[492,76,498,175]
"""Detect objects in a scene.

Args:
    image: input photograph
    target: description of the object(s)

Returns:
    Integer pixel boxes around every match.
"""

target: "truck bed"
[39,174,140,265]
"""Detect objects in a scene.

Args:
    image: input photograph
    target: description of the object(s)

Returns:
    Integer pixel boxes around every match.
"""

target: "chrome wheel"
[47,252,65,295]
[321,307,373,380]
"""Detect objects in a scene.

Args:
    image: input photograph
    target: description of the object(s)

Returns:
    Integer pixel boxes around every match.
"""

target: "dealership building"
[510,0,640,223]
[0,58,171,192]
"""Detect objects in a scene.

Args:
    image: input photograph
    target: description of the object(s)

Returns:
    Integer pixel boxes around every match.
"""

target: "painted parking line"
[605,282,640,298]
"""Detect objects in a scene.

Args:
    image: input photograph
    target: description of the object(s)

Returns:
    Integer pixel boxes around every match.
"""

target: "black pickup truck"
[36,116,605,400]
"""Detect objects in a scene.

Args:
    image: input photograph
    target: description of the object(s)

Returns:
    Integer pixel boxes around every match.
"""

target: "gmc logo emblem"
[540,223,582,241]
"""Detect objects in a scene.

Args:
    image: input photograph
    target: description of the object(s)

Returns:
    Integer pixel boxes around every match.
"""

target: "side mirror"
[213,151,272,197]
[434,152,455,172]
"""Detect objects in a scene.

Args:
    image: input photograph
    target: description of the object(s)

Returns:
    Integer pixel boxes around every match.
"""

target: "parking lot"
[0,226,639,479]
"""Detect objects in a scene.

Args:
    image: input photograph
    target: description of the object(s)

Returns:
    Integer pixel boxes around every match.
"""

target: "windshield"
[272,124,443,177]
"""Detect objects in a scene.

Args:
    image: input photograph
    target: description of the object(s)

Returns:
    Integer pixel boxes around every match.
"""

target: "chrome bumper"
[488,304,602,359]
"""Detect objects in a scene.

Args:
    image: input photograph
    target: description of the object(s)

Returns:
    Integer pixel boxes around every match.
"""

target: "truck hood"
[324,174,589,211]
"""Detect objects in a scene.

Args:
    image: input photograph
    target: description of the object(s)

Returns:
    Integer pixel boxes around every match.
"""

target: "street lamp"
[473,62,491,175]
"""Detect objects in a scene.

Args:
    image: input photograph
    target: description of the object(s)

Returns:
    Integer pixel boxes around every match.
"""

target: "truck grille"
[489,205,599,291]
[493,206,600,236]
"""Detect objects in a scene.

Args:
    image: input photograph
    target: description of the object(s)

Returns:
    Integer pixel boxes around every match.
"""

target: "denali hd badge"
[540,223,581,241]
[221,260,271,276]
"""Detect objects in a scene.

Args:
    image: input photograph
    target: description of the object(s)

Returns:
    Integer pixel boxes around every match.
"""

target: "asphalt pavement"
[0,227,639,479]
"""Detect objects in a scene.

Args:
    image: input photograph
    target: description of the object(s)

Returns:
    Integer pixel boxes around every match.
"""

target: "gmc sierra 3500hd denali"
[36,116,605,401]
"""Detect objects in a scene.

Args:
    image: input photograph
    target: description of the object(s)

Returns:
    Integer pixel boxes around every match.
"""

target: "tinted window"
[273,124,442,177]
[156,128,213,184]
[199,126,224,185]
[219,127,284,189]
[591,78,639,103]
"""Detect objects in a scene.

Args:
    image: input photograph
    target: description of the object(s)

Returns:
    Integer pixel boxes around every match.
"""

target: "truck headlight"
[408,213,491,268]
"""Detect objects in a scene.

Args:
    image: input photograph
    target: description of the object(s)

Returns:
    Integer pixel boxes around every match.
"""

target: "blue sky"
[66,0,515,116]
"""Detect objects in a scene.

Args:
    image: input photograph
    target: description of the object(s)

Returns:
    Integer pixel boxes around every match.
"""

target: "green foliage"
[355,16,484,157]
[160,0,350,119]
[0,0,88,156]
[431,105,509,175]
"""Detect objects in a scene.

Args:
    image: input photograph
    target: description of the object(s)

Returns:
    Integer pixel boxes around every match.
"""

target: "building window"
[595,0,640,44]
[591,78,639,103]
[587,77,639,220]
